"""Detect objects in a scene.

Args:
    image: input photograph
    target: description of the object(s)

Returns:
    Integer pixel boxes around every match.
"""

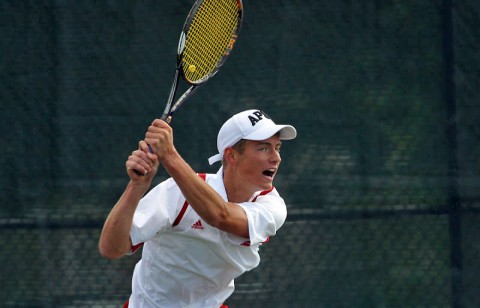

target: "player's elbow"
[98,244,114,259]
[203,202,229,228]
[208,211,228,230]
[208,205,249,239]
[98,241,125,260]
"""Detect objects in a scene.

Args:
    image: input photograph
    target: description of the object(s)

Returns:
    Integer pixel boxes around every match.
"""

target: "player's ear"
[224,147,237,165]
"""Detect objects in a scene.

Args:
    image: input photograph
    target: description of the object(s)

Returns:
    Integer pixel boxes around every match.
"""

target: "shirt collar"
[211,166,228,201]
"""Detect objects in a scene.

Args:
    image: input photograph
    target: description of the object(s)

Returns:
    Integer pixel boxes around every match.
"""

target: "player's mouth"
[262,168,276,179]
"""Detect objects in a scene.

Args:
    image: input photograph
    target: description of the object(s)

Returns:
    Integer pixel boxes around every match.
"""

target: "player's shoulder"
[259,186,281,197]
[251,187,284,205]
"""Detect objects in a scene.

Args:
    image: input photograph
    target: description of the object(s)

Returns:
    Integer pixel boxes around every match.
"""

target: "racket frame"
[161,0,243,123]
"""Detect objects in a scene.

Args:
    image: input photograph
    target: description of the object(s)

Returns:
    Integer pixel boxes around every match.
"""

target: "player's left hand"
[126,140,159,182]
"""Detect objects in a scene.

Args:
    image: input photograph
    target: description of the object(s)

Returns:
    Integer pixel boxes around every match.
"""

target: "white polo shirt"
[127,167,287,308]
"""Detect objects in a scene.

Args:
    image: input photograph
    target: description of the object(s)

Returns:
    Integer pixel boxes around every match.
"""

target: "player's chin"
[259,177,274,190]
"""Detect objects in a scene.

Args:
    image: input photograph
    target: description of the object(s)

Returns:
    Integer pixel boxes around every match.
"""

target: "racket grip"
[133,170,144,176]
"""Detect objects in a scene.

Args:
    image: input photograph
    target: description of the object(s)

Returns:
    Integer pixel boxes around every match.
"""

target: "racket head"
[177,0,243,85]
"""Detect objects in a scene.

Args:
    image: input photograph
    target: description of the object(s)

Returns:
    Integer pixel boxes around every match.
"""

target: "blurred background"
[1,0,479,307]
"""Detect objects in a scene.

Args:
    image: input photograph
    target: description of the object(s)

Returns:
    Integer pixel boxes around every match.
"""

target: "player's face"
[234,135,282,191]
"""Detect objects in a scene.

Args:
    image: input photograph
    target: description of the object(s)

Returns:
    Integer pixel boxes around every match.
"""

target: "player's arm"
[98,142,159,259]
[164,154,249,238]
[146,119,249,239]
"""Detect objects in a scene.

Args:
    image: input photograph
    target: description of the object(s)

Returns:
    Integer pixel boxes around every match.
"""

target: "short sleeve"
[130,178,182,245]
[237,189,287,245]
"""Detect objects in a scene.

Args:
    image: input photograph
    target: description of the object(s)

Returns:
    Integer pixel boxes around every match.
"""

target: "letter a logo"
[248,110,265,126]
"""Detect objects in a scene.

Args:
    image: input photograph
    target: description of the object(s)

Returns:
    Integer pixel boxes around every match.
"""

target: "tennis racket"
[134,0,243,175]
[161,0,243,123]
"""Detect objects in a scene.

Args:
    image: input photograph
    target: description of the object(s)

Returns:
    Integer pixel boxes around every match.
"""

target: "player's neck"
[223,170,257,203]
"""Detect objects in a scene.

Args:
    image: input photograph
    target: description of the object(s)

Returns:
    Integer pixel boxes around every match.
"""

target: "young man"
[99,109,296,307]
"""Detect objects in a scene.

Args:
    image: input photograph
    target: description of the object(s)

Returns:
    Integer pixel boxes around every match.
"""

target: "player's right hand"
[126,140,159,183]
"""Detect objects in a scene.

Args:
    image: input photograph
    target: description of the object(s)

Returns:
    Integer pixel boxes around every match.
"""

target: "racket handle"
[133,170,144,176]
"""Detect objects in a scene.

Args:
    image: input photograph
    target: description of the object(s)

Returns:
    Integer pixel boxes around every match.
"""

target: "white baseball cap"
[208,109,297,165]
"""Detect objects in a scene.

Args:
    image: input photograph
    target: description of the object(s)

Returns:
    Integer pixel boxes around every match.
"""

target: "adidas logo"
[191,220,204,230]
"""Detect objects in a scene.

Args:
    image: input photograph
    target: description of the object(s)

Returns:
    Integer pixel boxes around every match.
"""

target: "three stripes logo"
[191,220,204,230]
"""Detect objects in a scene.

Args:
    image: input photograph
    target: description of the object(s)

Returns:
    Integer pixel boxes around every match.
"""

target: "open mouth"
[262,169,276,178]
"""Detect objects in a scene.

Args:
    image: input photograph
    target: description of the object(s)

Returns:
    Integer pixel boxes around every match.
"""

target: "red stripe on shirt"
[131,242,144,253]
[251,186,275,202]
[172,173,206,227]
[172,200,189,227]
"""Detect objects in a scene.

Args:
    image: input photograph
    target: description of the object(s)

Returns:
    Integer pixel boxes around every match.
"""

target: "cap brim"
[244,124,297,141]
[208,153,222,165]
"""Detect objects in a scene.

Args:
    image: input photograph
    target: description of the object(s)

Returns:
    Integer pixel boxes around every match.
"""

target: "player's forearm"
[98,182,148,259]
[161,152,229,227]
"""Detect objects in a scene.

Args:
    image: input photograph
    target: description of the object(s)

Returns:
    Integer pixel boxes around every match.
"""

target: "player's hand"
[126,140,159,183]
[144,119,176,163]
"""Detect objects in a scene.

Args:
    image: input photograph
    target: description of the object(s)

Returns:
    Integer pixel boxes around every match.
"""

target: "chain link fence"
[1,0,479,307]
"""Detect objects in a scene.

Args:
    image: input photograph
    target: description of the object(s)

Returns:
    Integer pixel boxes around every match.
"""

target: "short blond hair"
[222,139,247,166]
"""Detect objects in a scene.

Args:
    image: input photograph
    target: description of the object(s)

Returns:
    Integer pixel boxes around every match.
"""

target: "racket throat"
[161,70,198,124]
[162,70,181,122]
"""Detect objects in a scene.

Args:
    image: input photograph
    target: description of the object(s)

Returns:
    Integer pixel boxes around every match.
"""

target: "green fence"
[1,0,479,307]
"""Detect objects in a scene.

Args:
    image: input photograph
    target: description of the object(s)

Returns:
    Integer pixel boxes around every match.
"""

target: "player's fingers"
[126,159,147,177]
[131,148,148,159]
[127,150,152,175]
[145,128,170,141]
[139,140,154,154]
[152,118,171,129]
[145,127,172,149]
[143,140,158,155]
[126,163,147,177]
[147,122,172,142]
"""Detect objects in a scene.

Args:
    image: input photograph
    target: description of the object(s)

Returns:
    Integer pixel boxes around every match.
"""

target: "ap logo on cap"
[247,110,271,126]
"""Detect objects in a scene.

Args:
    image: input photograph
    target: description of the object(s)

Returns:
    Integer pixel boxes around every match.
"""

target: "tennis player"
[99,109,296,307]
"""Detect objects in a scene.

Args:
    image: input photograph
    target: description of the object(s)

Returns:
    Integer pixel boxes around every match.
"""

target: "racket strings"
[185,1,238,76]
[182,0,240,83]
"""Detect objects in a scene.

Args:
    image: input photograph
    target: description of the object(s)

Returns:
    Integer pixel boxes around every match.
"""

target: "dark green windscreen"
[1,1,479,306]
